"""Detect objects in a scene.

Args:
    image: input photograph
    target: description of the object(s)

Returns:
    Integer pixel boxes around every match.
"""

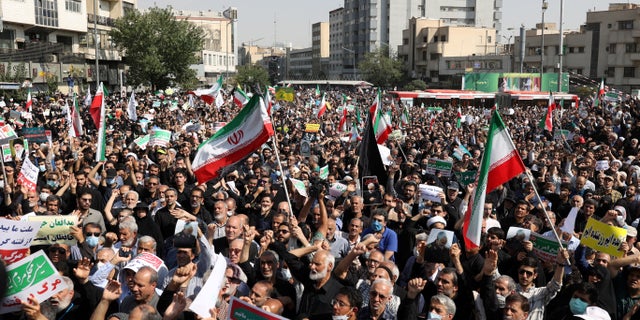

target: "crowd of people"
[0,83,639,320]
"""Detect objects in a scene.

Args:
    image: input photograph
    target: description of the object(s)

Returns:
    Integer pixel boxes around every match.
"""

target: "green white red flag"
[192,95,274,184]
[463,110,526,249]
[90,82,107,162]
[233,86,248,108]
[338,108,348,132]
[25,89,32,113]
[317,93,327,118]
[369,90,392,144]
[539,94,556,131]
[191,75,223,105]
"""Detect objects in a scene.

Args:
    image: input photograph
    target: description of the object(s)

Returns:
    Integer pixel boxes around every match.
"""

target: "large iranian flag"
[192,95,274,184]
[89,82,107,161]
[463,110,525,249]
[191,75,223,105]
[369,90,392,144]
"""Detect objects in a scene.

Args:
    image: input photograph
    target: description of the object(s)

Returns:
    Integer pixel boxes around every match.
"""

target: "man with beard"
[240,280,273,308]
[154,188,182,239]
[69,190,106,232]
[119,266,159,313]
[209,200,229,240]
[22,277,81,320]
[114,216,139,258]
[288,249,343,320]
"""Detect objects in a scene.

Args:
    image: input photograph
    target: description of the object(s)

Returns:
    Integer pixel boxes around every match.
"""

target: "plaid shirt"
[516,279,562,320]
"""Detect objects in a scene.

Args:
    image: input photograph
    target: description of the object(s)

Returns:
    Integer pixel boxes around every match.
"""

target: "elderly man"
[357,278,395,320]
[119,266,159,313]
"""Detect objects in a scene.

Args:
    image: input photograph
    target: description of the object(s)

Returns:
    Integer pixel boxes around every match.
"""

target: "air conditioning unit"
[45,54,57,63]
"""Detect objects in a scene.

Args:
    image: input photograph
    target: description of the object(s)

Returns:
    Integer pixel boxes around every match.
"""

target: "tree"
[358,48,403,89]
[110,7,205,90]
[404,79,427,91]
[234,64,270,91]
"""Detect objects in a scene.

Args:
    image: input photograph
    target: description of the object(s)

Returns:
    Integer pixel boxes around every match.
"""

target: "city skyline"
[140,0,610,48]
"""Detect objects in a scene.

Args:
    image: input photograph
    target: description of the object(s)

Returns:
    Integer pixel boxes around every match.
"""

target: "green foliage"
[0,62,28,99]
[404,79,427,91]
[574,86,595,100]
[358,48,404,89]
[110,7,205,90]
[45,73,58,94]
[235,64,270,91]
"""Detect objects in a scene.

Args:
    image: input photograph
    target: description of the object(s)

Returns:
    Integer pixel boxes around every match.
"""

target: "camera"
[308,178,328,198]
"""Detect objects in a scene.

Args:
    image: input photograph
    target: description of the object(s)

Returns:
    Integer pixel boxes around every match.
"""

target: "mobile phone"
[119,249,132,258]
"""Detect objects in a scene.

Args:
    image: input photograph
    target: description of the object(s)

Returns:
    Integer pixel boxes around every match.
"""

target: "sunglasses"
[369,291,389,300]
[86,232,101,237]
[518,269,534,277]
[48,247,67,254]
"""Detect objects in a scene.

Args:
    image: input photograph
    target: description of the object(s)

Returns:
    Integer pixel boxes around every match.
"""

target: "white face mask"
[40,192,50,202]
[332,315,349,320]
[496,294,506,308]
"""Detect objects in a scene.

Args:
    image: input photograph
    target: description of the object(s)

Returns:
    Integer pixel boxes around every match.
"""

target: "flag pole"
[270,136,294,219]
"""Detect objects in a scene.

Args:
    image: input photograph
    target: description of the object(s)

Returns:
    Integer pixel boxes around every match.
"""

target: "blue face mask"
[47,180,59,188]
[427,312,442,320]
[86,236,100,248]
[372,220,383,232]
[569,297,588,315]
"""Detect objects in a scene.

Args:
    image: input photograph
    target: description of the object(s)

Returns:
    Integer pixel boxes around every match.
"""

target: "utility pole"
[93,0,99,86]
[558,0,565,92]
[540,1,548,90]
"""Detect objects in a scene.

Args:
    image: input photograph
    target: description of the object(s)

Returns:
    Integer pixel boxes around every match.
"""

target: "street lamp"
[342,47,355,80]
[503,27,514,72]
[558,0,565,92]
[540,1,548,89]
[223,7,237,85]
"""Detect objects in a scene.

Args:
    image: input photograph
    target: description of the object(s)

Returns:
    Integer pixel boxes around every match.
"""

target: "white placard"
[189,253,226,318]
[419,184,443,203]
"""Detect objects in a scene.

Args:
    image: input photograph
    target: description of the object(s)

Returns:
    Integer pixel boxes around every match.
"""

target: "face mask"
[427,312,442,320]
[616,215,625,226]
[227,210,234,217]
[96,261,106,269]
[332,315,349,320]
[39,165,46,172]
[86,236,99,248]
[47,180,59,188]
[569,297,589,315]
[40,192,50,202]
[363,251,370,260]
[372,220,383,232]
[496,294,507,308]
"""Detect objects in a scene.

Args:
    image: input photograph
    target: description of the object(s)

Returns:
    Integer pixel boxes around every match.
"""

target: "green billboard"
[464,72,569,93]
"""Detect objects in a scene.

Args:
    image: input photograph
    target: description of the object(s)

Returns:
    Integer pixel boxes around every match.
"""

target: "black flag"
[358,113,388,187]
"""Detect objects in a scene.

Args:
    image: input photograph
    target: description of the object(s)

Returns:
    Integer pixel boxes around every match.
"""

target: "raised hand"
[102,280,122,301]
[73,257,93,283]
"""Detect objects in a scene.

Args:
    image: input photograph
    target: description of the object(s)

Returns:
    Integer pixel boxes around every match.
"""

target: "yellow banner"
[305,123,320,133]
[580,217,627,257]
[275,87,294,102]
[28,216,78,246]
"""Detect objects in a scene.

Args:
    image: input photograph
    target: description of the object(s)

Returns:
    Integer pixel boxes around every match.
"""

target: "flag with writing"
[192,95,274,184]
[463,110,526,249]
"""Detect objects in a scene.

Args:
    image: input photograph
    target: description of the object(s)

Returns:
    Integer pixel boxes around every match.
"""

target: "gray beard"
[309,269,327,281]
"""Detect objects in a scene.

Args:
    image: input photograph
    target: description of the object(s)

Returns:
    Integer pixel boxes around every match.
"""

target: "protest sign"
[454,171,477,187]
[17,157,39,192]
[328,183,348,200]
[149,128,171,147]
[530,232,566,263]
[227,296,288,320]
[0,124,17,140]
[318,165,329,180]
[426,229,454,249]
[425,158,453,177]
[305,123,320,133]
[22,127,48,143]
[580,217,627,257]
[595,160,609,171]
[506,227,531,241]
[189,253,226,318]
[28,216,78,246]
[419,184,443,203]
[175,220,199,237]
[1,144,11,162]
[0,250,66,314]
[289,178,308,198]
[0,220,41,264]
[134,134,150,150]
[123,252,165,273]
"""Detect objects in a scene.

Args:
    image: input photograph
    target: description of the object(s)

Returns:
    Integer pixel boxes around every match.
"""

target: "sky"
[139,0,614,48]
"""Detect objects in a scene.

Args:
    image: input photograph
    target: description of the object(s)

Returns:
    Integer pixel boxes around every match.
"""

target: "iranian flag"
[71,93,84,137]
[233,86,248,108]
[25,89,32,112]
[463,111,526,249]
[192,95,274,184]
[90,82,107,162]
[338,108,348,132]
[84,85,92,107]
[598,78,605,96]
[400,105,410,127]
[369,91,392,144]
[539,94,556,131]
[264,86,273,115]
[349,121,360,142]
[317,93,327,118]
[456,107,462,129]
[191,75,223,105]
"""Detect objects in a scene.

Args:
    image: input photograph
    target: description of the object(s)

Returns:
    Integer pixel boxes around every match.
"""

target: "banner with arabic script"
[28,216,78,246]
[530,232,567,263]
[0,250,66,314]
[0,219,42,264]
[580,217,627,258]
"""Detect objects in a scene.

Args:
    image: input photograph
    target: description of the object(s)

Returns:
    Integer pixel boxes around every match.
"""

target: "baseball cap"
[447,182,460,190]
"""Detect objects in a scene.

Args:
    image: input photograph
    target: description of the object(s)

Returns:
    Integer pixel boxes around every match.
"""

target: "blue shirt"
[362,227,398,261]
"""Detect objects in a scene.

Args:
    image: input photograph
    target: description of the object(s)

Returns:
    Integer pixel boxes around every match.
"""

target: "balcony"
[87,14,116,27]
[0,41,65,62]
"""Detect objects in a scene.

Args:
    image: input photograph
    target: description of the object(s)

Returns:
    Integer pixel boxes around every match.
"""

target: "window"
[619,20,634,30]
[487,36,492,43]
[578,47,585,53]
[440,35,447,42]
[607,67,615,77]
[624,67,635,78]
[65,0,81,12]
[609,43,616,54]
[626,43,638,53]
[422,51,427,61]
